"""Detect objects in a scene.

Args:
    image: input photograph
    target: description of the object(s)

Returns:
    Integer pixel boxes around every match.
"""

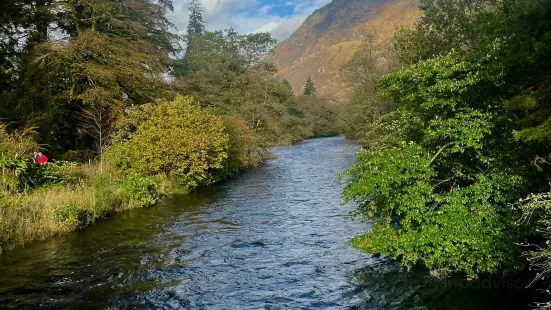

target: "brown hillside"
[267,0,420,102]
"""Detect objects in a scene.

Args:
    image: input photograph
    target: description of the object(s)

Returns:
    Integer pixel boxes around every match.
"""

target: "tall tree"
[0,0,54,119]
[187,0,206,36]
[15,0,178,155]
[303,76,316,96]
[176,0,207,76]
[393,0,497,64]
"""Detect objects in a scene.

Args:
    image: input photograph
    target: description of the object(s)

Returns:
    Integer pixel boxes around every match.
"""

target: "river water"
[0,137,540,309]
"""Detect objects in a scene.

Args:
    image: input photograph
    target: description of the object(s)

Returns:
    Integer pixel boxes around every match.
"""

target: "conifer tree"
[13,0,178,154]
[303,76,316,96]
[187,0,206,36]
[175,0,207,76]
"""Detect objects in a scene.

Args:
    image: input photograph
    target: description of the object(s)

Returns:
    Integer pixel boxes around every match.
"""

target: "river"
[0,137,540,309]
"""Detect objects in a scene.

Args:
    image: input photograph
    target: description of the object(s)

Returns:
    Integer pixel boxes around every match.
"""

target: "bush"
[0,157,29,193]
[107,96,229,189]
[53,203,92,230]
[26,161,80,187]
[0,123,38,159]
[117,174,158,208]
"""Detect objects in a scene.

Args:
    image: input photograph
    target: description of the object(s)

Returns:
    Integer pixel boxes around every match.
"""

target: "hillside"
[267,0,420,102]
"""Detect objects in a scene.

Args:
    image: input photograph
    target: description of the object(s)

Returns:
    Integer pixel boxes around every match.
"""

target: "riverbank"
[0,94,344,256]
[0,149,273,255]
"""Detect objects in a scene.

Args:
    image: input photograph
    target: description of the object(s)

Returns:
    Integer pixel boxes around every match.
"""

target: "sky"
[168,0,332,42]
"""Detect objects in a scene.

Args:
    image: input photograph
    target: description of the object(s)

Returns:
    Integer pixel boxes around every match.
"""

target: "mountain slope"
[267,0,420,102]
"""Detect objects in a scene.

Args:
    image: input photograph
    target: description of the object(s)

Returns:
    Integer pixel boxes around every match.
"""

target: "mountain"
[267,0,420,102]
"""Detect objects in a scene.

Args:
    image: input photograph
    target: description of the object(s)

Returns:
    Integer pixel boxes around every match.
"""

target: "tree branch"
[428,141,457,166]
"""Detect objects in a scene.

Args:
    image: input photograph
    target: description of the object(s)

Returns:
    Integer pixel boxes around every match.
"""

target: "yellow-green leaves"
[107,96,229,189]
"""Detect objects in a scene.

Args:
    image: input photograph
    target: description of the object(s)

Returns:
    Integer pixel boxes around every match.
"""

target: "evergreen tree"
[187,0,206,37]
[12,0,178,155]
[303,76,316,96]
[282,79,293,95]
[174,0,207,76]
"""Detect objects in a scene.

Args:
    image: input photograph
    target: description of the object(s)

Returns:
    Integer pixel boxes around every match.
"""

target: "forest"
[341,0,551,307]
[0,0,342,254]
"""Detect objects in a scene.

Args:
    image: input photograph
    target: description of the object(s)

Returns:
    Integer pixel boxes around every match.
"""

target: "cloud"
[168,0,332,42]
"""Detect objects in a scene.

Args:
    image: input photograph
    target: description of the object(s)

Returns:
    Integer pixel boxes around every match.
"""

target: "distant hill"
[266,0,420,102]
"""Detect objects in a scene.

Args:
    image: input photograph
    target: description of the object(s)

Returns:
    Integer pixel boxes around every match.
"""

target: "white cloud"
[168,0,332,42]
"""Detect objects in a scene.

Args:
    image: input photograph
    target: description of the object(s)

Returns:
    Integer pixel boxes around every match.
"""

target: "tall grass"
[0,163,159,254]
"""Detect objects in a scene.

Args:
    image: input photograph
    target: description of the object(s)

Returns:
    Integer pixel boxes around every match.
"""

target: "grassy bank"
[0,156,266,255]
[0,163,157,254]
[0,94,343,255]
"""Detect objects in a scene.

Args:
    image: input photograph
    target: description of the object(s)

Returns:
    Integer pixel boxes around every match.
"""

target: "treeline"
[342,0,551,307]
[0,0,342,253]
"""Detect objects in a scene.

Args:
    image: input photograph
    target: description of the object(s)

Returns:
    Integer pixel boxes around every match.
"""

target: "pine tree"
[174,0,207,76]
[303,76,316,96]
[187,0,205,37]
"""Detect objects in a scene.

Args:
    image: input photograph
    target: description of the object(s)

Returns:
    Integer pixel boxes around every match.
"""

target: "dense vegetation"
[342,0,551,306]
[0,0,342,253]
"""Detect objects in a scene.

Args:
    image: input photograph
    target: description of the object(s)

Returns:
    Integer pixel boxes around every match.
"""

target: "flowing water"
[0,137,540,309]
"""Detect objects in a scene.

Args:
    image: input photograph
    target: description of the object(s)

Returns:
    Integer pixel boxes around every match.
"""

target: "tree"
[303,76,316,96]
[239,32,277,69]
[393,0,498,64]
[177,0,209,76]
[77,103,116,173]
[282,79,293,95]
[187,0,205,37]
[14,0,178,155]
[342,35,399,140]
[343,0,551,278]
[0,0,54,119]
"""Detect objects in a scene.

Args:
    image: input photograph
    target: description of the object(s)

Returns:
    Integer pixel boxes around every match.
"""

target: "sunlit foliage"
[343,0,551,279]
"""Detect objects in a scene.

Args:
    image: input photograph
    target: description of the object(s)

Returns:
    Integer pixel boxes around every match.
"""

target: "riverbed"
[0,137,538,309]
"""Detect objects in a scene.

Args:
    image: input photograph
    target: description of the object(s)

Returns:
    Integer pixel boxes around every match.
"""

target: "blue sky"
[168,0,332,41]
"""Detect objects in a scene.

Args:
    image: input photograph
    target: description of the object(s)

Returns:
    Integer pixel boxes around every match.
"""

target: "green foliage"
[117,174,158,208]
[107,96,229,188]
[172,26,334,147]
[282,79,293,95]
[0,123,38,159]
[214,115,264,179]
[295,96,344,138]
[0,157,28,193]
[2,0,177,156]
[344,0,551,278]
[342,36,399,140]
[303,76,317,96]
[344,144,527,276]
[0,123,38,192]
[187,0,205,36]
[393,0,495,64]
[53,203,93,230]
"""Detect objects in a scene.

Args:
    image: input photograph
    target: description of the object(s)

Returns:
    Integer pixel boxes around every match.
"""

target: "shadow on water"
[0,137,544,309]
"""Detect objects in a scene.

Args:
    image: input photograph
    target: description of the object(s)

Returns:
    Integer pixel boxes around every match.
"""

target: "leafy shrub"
[152,174,192,196]
[213,115,263,179]
[117,174,158,208]
[0,157,29,193]
[107,96,229,189]
[26,161,80,187]
[0,124,39,193]
[53,203,92,230]
[0,123,38,159]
